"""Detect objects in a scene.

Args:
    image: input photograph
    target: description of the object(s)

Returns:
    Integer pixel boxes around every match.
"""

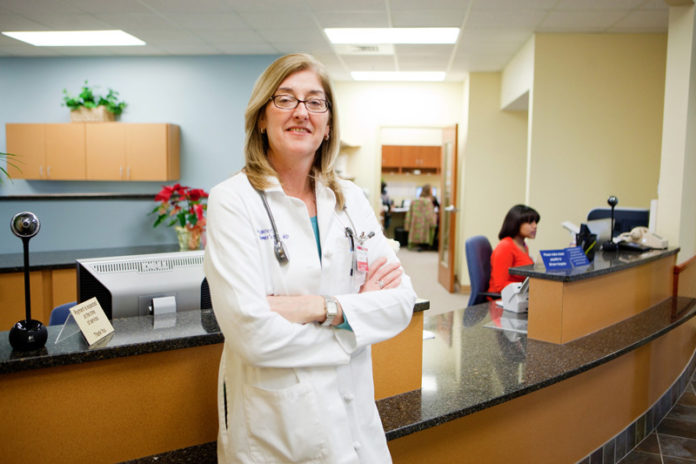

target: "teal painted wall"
[0,54,278,254]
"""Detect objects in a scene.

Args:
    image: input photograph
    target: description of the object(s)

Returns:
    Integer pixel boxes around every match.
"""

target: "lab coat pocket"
[243,380,329,463]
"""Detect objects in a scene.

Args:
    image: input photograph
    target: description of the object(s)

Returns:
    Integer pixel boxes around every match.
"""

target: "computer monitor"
[585,218,613,243]
[77,250,205,319]
[587,207,649,238]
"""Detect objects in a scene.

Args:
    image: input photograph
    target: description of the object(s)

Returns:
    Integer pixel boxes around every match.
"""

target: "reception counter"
[511,248,679,343]
[1,248,694,463]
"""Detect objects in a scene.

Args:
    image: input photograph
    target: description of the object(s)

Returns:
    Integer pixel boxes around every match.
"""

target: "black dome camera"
[9,211,47,351]
[11,212,40,239]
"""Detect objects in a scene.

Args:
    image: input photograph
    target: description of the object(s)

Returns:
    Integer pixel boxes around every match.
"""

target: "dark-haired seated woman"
[488,204,540,293]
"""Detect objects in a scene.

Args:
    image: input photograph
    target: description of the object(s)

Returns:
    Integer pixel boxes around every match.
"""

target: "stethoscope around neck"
[256,189,289,265]
[255,188,373,266]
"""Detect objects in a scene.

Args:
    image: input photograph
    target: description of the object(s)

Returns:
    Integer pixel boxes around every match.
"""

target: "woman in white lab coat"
[204,53,417,463]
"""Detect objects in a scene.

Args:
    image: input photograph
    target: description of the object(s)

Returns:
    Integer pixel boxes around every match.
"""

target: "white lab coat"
[204,172,416,464]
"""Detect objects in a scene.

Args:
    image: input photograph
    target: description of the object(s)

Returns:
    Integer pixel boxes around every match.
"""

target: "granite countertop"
[2,294,693,446]
[377,295,696,440]
[0,244,180,273]
[0,299,430,375]
[509,247,679,283]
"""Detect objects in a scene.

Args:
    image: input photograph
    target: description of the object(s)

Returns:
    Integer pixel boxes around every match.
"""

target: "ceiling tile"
[471,0,556,10]
[0,14,49,30]
[163,13,248,30]
[539,10,627,32]
[313,11,390,28]
[140,0,236,14]
[391,9,467,27]
[554,0,645,10]
[61,0,153,15]
[340,54,396,71]
[390,0,473,9]
[465,8,548,30]
[395,44,454,56]
[609,10,669,31]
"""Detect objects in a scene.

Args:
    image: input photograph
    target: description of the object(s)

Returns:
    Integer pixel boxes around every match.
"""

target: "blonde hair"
[243,53,344,209]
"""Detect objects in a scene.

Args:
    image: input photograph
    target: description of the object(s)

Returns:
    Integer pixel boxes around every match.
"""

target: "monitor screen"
[587,207,649,237]
[77,250,205,319]
[585,218,612,243]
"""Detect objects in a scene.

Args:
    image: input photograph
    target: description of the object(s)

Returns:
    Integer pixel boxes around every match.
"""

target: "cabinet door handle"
[120,166,123,179]
[47,166,51,178]
[39,166,43,178]
[127,167,131,180]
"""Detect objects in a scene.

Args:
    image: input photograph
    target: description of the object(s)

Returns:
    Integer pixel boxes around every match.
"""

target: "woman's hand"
[360,256,403,293]
[266,295,343,326]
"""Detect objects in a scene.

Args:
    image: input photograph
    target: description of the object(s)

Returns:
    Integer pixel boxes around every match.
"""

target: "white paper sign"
[68,297,115,346]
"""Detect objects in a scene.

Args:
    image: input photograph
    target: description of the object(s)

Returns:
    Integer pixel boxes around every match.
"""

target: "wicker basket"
[70,106,115,122]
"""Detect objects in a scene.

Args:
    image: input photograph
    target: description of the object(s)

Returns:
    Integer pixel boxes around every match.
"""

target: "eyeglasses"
[269,94,330,113]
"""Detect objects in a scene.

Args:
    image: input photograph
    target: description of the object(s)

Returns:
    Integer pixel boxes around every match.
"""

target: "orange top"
[488,236,533,293]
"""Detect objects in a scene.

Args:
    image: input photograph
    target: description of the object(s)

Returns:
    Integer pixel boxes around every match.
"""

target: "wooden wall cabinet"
[381,145,441,173]
[6,123,180,181]
[6,123,86,180]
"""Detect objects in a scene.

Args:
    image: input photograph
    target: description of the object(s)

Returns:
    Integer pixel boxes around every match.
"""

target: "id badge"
[356,245,368,272]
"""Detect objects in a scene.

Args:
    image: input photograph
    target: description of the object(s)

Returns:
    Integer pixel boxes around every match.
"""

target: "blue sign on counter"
[540,246,589,271]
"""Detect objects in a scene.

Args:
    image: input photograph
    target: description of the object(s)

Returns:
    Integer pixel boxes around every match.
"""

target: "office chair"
[201,277,212,310]
[49,301,76,326]
[465,236,500,306]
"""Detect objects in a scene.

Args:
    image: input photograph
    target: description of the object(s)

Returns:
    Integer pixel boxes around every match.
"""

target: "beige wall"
[457,73,529,286]
[657,5,696,261]
[528,33,667,253]
[501,36,535,111]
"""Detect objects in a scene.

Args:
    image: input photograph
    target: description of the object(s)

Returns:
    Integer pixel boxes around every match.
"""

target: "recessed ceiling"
[0,0,669,81]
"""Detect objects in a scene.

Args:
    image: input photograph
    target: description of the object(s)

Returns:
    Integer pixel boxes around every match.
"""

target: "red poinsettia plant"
[151,184,209,246]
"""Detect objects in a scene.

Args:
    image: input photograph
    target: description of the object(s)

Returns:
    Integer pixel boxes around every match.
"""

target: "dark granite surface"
[0,309,223,374]
[0,244,179,273]
[0,300,429,375]
[377,295,696,440]
[509,247,679,282]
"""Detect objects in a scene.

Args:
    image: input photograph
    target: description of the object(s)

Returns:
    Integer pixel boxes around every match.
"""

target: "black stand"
[9,212,47,351]
[601,196,619,252]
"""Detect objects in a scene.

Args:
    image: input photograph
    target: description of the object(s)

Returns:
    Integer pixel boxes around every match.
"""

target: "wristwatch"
[321,296,338,327]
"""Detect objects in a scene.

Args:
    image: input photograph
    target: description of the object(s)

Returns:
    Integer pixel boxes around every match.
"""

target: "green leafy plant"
[0,152,21,184]
[62,80,127,115]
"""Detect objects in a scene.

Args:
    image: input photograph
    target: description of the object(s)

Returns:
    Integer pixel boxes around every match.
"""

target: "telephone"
[616,226,668,249]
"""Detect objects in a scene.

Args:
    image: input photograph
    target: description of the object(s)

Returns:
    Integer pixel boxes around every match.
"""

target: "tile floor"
[618,372,696,464]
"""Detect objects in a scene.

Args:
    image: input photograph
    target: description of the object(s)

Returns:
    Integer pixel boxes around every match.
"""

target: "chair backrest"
[201,277,212,309]
[465,236,493,307]
[49,301,76,326]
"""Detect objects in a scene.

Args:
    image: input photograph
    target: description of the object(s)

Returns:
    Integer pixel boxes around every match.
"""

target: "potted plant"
[62,80,127,122]
[150,184,209,251]
[0,152,20,183]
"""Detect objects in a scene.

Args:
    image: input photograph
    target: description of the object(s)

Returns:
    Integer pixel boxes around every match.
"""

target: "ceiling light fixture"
[325,28,459,45]
[1,30,145,46]
[351,71,446,82]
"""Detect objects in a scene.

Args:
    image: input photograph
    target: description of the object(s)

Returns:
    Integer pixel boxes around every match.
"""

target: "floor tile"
[637,432,660,454]
[680,391,696,408]
[659,417,696,440]
[663,456,696,463]
[619,450,662,464]
[659,434,696,459]
[669,403,696,422]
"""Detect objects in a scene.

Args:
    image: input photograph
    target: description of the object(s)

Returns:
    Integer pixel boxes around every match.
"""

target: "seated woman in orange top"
[488,204,540,293]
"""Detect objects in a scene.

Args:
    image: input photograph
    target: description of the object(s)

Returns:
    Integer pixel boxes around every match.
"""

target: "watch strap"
[321,295,338,327]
